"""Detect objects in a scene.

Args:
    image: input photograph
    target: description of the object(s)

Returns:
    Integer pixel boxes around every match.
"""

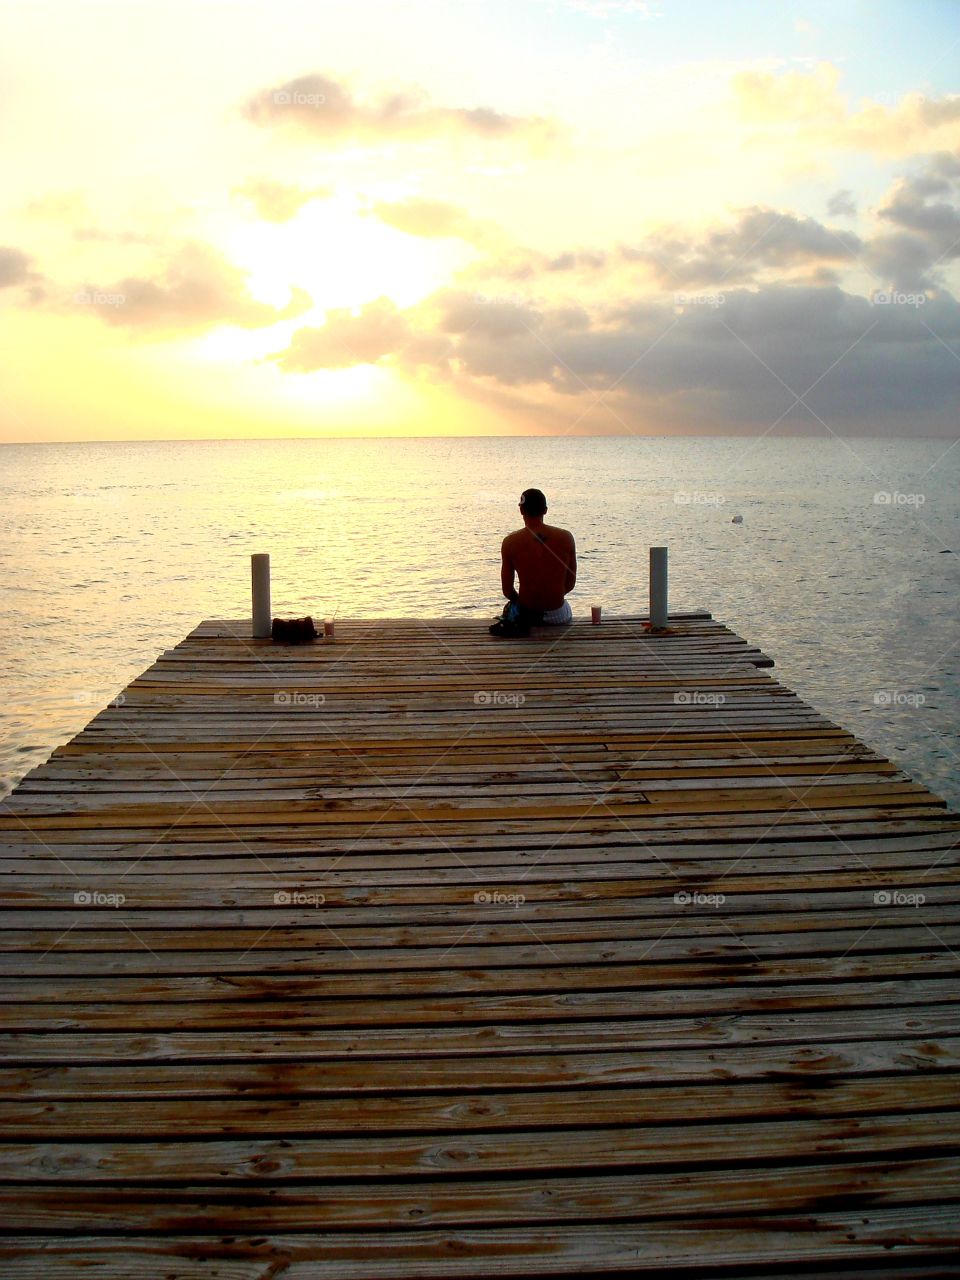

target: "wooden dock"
[1,612,959,1276]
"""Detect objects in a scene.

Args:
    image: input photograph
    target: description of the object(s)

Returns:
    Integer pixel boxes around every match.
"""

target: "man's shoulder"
[545,523,575,544]
[502,528,524,549]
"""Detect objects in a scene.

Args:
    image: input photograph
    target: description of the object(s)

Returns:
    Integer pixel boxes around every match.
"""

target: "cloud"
[733,63,846,130]
[242,73,558,147]
[624,205,863,287]
[827,189,857,218]
[70,242,311,333]
[878,156,960,239]
[732,63,960,157]
[452,284,960,431]
[849,93,960,156]
[272,296,417,371]
[0,246,37,289]
[233,178,332,222]
[366,197,494,245]
[272,281,960,435]
[467,161,959,300]
[472,206,863,292]
[866,152,960,289]
[0,246,44,302]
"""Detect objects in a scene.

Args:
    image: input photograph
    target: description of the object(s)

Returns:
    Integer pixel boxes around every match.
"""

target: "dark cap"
[519,488,547,515]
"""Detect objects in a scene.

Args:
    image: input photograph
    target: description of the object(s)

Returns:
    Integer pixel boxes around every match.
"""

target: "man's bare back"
[500,489,576,614]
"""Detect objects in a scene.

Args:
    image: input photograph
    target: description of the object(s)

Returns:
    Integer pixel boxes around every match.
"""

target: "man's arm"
[500,538,518,603]
[564,534,577,595]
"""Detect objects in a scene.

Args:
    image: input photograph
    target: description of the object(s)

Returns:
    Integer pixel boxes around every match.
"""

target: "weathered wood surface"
[1,612,958,1276]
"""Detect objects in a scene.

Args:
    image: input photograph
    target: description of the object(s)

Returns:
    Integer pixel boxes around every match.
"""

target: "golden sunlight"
[225,199,469,314]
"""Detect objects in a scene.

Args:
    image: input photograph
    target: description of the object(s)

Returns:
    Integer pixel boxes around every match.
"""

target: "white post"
[649,546,668,628]
[251,553,271,638]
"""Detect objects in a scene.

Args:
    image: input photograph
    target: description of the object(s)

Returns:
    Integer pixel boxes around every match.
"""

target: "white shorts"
[541,600,573,625]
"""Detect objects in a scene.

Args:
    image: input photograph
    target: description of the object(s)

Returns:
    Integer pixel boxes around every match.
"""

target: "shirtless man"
[493,488,577,634]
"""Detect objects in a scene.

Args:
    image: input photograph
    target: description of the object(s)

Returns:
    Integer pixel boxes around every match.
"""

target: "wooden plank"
[2,1157,958,1230]
[4,1087,960,1161]
[2,612,958,1273]
[2,1004,958,1061]
[0,1210,958,1278]
[4,1073,960,1138]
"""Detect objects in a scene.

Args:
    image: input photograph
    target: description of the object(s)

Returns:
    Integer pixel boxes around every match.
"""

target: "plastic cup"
[591,605,602,625]
[323,619,335,639]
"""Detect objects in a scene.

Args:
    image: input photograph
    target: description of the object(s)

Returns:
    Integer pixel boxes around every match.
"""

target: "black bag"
[489,601,541,638]
[271,616,318,643]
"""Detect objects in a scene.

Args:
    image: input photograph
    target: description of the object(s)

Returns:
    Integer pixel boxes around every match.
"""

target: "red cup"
[323,619,335,638]
[591,605,602,625]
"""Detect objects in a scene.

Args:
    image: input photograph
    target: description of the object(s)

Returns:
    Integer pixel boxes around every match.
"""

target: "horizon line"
[3,432,960,447]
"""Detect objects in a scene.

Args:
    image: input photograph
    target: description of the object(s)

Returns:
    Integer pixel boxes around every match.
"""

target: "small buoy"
[732,515,743,524]
[940,549,953,554]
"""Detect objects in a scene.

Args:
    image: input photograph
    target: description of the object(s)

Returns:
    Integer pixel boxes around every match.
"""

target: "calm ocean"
[1,436,957,807]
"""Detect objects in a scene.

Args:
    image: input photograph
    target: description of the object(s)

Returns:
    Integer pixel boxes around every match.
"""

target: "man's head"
[519,488,547,520]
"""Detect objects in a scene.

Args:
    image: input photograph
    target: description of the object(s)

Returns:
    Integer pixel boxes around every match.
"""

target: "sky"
[1,0,958,441]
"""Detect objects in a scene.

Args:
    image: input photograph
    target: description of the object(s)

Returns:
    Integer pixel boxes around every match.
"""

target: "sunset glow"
[1,0,958,441]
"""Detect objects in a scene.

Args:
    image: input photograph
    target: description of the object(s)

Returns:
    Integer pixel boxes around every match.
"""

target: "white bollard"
[251,553,271,638]
[649,546,668,629]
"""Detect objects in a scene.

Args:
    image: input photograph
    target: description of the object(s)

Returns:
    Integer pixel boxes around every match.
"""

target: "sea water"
[1,435,957,807]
